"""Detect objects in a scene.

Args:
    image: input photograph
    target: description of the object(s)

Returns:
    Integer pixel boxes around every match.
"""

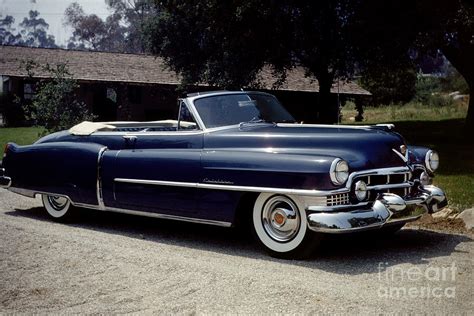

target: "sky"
[0,0,110,46]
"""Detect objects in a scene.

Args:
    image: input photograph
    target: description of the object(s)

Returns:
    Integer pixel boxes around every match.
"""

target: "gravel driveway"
[1,189,473,314]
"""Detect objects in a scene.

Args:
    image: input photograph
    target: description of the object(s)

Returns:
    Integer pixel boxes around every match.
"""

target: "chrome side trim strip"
[102,206,232,227]
[93,130,204,137]
[6,187,232,227]
[277,123,373,129]
[96,147,108,210]
[8,187,67,199]
[114,178,348,197]
[74,202,103,210]
[114,166,411,197]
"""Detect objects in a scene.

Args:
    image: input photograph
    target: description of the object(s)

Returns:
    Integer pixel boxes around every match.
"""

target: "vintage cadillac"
[0,91,447,258]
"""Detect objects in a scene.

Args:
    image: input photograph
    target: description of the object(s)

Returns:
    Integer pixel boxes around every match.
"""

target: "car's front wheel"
[41,194,76,221]
[252,193,320,259]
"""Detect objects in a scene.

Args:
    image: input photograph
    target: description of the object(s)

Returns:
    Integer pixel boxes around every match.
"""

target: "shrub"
[22,61,95,134]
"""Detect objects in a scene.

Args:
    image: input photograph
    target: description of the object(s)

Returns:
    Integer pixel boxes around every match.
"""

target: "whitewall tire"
[42,194,75,221]
[252,193,320,259]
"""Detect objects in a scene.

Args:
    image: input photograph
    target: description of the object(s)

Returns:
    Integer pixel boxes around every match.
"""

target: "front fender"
[407,145,431,167]
[201,150,338,190]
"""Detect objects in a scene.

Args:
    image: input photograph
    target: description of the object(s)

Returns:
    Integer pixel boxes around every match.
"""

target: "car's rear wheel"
[41,194,76,221]
[252,193,320,259]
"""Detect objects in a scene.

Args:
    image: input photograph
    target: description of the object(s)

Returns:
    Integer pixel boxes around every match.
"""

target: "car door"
[101,101,204,216]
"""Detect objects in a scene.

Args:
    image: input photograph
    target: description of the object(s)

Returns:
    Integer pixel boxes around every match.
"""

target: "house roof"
[0,45,370,95]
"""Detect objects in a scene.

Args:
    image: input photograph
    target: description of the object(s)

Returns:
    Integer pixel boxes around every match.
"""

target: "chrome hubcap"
[47,196,68,211]
[262,196,300,242]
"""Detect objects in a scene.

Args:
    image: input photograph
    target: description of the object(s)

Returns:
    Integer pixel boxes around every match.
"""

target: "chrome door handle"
[123,135,137,143]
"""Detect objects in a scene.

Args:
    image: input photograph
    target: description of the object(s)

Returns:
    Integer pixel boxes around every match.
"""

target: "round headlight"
[354,180,368,201]
[425,150,439,173]
[330,159,349,185]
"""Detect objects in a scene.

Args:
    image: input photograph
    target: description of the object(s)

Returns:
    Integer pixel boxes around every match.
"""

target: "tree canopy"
[65,0,153,53]
[144,0,363,122]
[143,0,473,126]
[0,10,57,48]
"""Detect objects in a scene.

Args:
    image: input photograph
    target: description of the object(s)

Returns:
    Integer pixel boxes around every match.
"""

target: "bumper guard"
[0,168,12,188]
[307,185,447,233]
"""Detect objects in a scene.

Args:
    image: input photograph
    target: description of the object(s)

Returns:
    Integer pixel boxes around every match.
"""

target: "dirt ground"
[1,189,473,314]
[406,213,473,235]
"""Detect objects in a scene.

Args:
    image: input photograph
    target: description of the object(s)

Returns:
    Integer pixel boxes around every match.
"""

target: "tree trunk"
[317,72,338,124]
[441,42,474,129]
[467,86,474,129]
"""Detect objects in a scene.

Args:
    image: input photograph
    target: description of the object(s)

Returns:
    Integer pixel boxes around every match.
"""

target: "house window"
[128,85,142,104]
[23,82,35,100]
[1,75,10,94]
[106,87,117,103]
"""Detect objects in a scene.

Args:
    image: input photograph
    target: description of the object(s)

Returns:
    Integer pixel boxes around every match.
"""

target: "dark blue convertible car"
[0,91,447,258]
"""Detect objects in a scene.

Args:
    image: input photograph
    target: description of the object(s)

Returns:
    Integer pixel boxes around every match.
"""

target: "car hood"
[204,123,408,171]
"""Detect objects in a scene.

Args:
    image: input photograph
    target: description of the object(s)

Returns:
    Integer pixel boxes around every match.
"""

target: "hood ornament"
[392,145,409,163]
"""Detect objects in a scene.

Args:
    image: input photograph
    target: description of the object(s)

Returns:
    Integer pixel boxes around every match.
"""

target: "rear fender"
[3,142,106,205]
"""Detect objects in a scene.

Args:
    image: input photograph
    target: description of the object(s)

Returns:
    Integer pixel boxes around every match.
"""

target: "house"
[0,45,370,126]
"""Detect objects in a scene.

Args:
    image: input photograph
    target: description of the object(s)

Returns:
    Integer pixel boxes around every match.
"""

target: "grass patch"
[0,127,44,151]
[343,101,473,211]
[342,100,468,123]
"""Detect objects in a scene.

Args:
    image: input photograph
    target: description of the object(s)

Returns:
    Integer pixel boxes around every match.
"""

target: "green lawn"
[0,127,44,151]
[1,114,473,211]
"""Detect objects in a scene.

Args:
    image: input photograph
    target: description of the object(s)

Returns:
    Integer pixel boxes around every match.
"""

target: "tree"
[19,10,57,48]
[1,11,56,47]
[22,62,94,134]
[144,0,473,126]
[0,15,22,45]
[144,0,361,123]
[355,0,473,128]
[360,60,417,106]
[423,0,473,128]
[65,2,125,51]
[65,1,153,53]
[106,0,154,53]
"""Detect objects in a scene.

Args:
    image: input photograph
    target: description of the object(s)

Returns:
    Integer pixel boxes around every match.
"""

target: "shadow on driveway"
[7,206,473,275]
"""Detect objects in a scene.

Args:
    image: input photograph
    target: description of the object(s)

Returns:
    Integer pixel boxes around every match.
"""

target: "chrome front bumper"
[307,185,447,233]
[0,168,12,188]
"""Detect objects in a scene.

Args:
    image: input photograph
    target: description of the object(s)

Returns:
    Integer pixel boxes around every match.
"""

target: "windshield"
[193,93,296,128]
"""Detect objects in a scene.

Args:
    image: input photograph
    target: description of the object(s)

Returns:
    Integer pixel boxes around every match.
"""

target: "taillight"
[3,143,9,158]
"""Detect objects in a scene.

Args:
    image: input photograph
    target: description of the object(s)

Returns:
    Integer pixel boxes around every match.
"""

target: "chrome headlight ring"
[425,150,439,173]
[330,158,349,185]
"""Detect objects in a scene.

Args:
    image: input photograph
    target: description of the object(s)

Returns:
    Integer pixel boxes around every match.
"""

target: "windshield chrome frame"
[185,91,286,131]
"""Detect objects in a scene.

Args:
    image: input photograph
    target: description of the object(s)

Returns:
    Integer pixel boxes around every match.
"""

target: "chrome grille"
[327,193,350,206]
[357,171,412,198]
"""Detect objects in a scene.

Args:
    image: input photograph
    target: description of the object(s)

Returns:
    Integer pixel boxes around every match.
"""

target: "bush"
[22,61,95,134]
[360,63,417,106]
[414,75,441,103]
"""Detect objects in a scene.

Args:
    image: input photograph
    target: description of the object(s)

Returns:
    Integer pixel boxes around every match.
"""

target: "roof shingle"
[0,45,370,95]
